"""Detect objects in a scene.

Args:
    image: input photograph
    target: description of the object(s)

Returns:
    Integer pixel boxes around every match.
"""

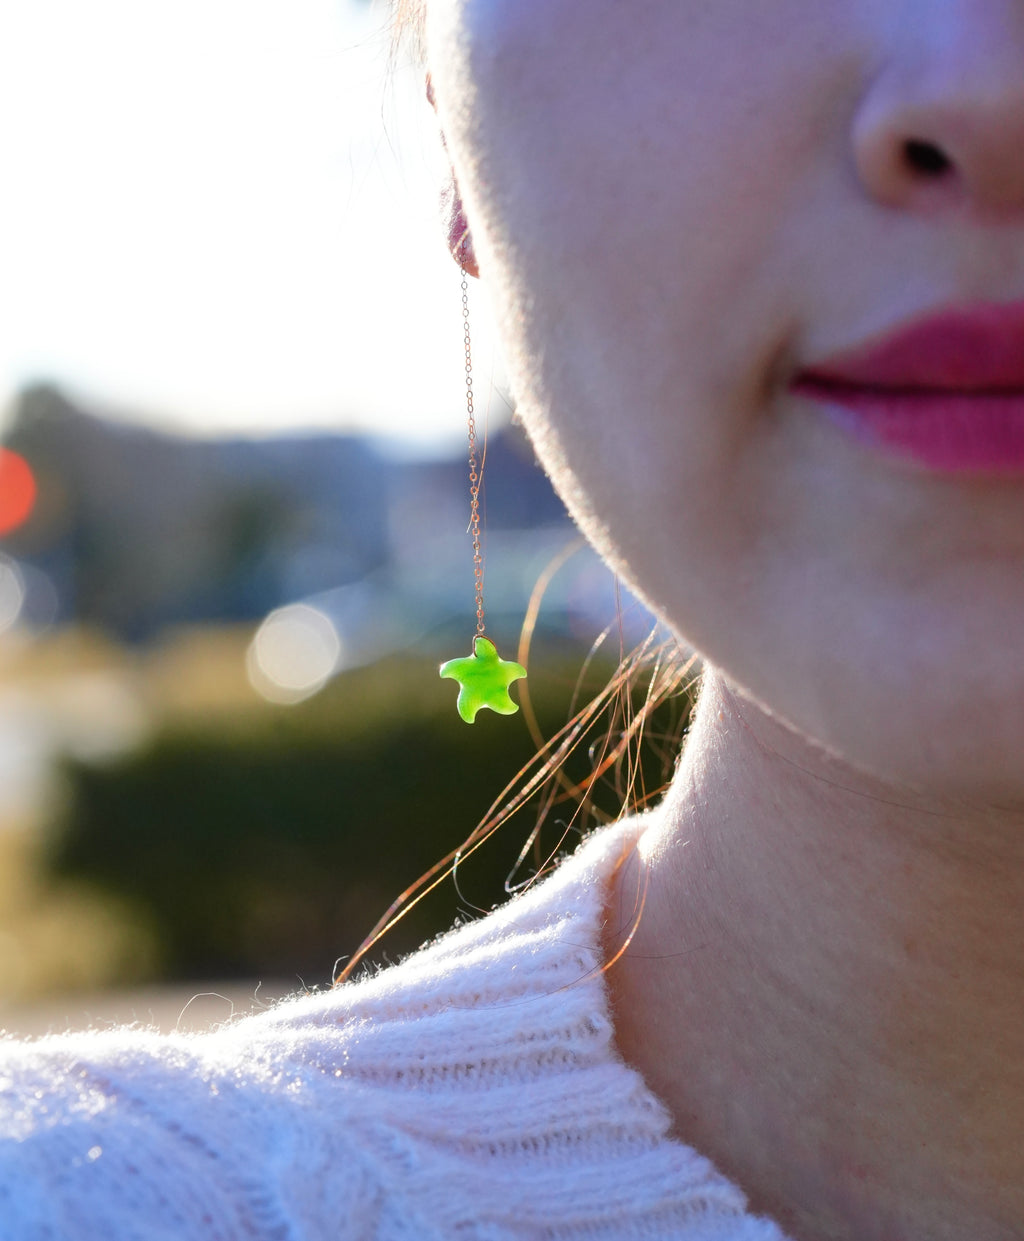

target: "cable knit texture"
[0,822,791,1239]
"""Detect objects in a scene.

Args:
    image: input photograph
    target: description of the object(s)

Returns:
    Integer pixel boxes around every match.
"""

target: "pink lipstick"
[792,302,1024,473]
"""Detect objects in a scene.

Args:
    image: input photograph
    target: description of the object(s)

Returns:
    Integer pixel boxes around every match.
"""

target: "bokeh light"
[246,603,342,704]
[0,556,24,633]
[0,450,36,536]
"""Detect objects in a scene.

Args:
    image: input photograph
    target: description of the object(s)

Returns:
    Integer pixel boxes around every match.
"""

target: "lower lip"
[793,377,1024,474]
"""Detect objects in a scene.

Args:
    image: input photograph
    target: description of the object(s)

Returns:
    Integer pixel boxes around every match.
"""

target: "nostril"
[903,139,953,178]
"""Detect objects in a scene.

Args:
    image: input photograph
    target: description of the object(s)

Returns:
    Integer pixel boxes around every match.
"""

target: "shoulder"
[0,821,789,1239]
[0,827,632,1240]
[233,819,788,1238]
[0,1014,395,1239]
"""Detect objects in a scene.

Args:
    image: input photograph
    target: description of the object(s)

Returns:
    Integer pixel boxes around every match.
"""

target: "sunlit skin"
[424,2,1024,1238]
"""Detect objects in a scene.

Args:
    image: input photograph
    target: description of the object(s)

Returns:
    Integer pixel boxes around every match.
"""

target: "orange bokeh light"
[0,450,37,536]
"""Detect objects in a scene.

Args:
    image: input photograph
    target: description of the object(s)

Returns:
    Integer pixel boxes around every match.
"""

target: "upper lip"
[794,301,1024,393]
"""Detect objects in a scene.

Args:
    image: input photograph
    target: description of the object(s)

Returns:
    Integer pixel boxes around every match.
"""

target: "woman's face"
[426,0,1024,800]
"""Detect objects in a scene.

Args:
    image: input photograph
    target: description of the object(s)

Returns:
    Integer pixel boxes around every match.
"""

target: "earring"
[439,257,526,724]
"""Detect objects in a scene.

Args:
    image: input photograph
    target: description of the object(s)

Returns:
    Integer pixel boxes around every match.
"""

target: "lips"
[791,302,1024,473]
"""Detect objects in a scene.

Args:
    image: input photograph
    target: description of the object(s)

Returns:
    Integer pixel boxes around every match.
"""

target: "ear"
[428,75,481,278]
[440,178,481,278]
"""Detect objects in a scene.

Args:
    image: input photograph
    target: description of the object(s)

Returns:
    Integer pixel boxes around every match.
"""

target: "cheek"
[430,1,1024,794]
[430,0,865,528]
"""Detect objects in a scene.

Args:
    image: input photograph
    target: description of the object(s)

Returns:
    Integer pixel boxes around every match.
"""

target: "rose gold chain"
[462,266,486,637]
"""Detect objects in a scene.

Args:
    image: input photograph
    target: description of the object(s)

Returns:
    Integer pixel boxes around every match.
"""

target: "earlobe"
[429,75,481,278]
[441,178,481,278]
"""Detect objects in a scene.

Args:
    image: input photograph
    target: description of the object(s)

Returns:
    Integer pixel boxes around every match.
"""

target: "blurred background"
[0,0,669,1035]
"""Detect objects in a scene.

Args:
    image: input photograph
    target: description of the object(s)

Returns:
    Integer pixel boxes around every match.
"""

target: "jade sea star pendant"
[440,636,527,723]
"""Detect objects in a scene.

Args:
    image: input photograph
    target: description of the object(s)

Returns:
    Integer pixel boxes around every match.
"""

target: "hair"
[391,0,425,52]
[336,560,699,983]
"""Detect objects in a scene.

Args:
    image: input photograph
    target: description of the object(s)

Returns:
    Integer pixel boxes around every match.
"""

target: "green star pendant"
[440,636,527,723]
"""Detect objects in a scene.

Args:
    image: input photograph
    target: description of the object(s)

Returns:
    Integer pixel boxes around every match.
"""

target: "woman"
[4,2,1024,1237]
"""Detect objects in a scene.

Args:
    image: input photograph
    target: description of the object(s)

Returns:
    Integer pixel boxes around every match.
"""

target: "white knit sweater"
[0,821,790,1239]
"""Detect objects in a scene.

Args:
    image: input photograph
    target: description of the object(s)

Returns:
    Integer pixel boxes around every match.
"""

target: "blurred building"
[0,383,585,647]
[2,384,391,639]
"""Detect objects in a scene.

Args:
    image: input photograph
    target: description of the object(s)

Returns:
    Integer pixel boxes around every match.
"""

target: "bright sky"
[0,0,503,447]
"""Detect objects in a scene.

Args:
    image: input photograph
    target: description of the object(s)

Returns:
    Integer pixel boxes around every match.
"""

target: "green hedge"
[43,650,694,986]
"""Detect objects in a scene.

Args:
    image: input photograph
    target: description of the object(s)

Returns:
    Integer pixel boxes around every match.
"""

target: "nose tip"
[853,36,1024,218]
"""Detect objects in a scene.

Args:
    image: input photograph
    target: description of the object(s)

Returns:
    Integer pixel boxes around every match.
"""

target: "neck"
[606,669,1024,1241]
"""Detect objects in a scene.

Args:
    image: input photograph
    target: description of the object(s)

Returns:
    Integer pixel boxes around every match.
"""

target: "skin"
[424,2,1024,1237]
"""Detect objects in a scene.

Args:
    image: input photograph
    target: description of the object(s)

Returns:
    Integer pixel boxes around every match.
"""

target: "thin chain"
[462,266,485,637]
